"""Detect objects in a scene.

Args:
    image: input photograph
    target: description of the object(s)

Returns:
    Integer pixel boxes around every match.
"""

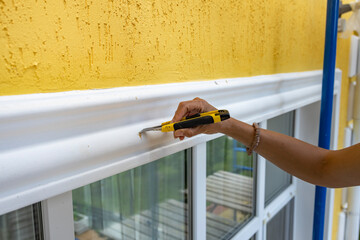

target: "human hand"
[171,98,222,140]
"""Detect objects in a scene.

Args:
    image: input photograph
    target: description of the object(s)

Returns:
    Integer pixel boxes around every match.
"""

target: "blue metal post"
[312,0,339,239]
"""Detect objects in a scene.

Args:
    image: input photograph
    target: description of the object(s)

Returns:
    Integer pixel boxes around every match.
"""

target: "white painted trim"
[291,109,300,240]
[325,188,335,240]
[231,217,260,240]
[41,191,74,240]
[293,102,320,240]
[264,184,296,223]
[291,177,298,240]
[256,121,267,240]
[192,143,207,240]
[0,70,342,215]
[349,35,359,78]
[262,184,296,240]
[230,120,268,240]
[259,119,297,240]
[324,91,341,240]
[332,92,341,151]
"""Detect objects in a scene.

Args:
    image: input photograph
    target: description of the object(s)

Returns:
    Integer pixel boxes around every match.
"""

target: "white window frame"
[0,70,341,239]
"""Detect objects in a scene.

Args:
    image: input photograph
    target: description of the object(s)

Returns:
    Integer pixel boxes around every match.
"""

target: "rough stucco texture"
[0,0,328,95]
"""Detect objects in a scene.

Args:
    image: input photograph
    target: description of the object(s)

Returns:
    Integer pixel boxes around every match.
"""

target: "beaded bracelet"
[246,122,260,156]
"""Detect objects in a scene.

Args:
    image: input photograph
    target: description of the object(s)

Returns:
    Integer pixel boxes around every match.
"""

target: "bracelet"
[246,122,260,156]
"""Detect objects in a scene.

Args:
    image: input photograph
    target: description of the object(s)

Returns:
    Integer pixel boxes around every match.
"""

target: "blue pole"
[312,0,339,239]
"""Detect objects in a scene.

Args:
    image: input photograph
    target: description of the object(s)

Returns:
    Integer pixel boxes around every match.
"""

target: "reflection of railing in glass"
[0,204,43,239]
[206,136,255,240]
[73,151,190,240]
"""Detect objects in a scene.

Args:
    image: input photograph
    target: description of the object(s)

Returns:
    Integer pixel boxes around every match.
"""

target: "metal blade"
[139,125,162,134]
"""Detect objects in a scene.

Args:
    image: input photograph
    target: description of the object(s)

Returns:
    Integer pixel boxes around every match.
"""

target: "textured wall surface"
[0,0,328,95]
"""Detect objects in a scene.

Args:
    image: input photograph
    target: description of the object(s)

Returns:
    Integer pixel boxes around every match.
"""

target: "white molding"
[324,90,341,240]
[264,184,296,223]
[291,176,298,240]
[293,102,320,240]
[325,188,335,240]
[0,70,342,215]
[349,35,359,78]
[192,143,207,240]
[256,121,267,240]
[41,191,75,240]
[231,217,260,240]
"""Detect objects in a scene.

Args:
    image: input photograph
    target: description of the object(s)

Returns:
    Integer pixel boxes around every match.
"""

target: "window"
[266,199,294,240]
[0,204,43,240]
[206,136,256,239]
[265,112,294,206]
[73,150,190,239]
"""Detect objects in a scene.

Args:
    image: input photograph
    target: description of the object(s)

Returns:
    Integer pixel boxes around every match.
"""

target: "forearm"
[173,98,360,188]
[220,118,331,186]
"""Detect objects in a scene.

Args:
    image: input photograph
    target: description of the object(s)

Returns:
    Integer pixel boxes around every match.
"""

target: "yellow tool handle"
[160,110,219,126]
[161,110,230,132]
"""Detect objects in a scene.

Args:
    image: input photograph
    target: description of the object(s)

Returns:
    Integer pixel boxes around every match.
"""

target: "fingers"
[174,127,203,139]
[171,98,218,140]
[171,97,216,123]
[171,100,203,123]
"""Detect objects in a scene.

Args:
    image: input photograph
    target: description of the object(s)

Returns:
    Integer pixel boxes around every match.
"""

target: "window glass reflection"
[206,136,255,239]
[266,199,294,240]
[73,151,190,240]
[0,204,43,240]
[265,112,294,206]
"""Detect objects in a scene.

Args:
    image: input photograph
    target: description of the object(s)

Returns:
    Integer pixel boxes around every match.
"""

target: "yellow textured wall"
[0,0,328,96]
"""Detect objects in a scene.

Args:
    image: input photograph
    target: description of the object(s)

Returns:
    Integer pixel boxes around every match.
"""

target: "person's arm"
[172,98,360,188]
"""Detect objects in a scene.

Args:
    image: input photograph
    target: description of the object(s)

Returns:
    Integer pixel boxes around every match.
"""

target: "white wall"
[293,101,320,240]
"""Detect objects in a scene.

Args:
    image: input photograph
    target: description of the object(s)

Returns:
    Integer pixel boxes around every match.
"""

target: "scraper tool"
[139,110,230,136]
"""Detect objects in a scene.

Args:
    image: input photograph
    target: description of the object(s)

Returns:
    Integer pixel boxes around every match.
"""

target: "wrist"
[218,117,236,135]
[218,118,254,148]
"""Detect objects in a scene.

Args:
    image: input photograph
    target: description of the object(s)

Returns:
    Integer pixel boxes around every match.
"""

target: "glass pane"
[206,136,255,240]
[265,112,294,205]
[266,199,294,240]
[0,203,43,240]
[73,151,190,240]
